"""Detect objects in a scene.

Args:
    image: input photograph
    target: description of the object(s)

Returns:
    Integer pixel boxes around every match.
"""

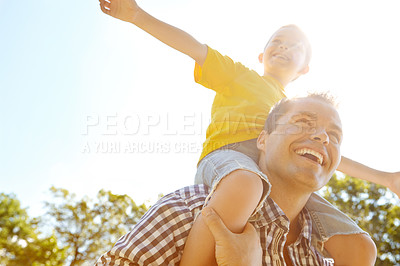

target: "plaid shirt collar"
[254,195,314,252]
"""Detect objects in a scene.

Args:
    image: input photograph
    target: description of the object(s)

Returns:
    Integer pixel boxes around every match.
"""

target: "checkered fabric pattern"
[95,184,333,266]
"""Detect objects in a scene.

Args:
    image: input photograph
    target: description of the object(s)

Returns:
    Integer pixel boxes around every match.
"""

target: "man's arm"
[202,206,263,266]
[99,0,208,65]
[338,156,400,198]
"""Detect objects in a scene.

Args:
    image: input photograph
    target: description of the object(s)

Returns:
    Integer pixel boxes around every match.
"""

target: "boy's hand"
[99,0,140,23]
[202,207,262,266]
[98,0,207,65]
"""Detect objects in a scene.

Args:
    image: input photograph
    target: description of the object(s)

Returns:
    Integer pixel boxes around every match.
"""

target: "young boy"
[99,0,399,264]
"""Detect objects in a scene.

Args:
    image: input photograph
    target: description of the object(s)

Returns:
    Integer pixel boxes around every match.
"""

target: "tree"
[0,192,66,266]
[44,187,148,265]
[321,174,400,265]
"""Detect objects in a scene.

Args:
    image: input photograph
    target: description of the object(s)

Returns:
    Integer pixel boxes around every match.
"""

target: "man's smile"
[295,147,325,165]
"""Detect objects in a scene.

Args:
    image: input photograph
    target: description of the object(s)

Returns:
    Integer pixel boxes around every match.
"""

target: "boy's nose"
[279,44,288,50]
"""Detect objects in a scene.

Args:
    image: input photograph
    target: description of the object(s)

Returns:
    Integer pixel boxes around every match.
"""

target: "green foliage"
[0,193,66,266]
[321,174,400,265]
[44,187,148,265]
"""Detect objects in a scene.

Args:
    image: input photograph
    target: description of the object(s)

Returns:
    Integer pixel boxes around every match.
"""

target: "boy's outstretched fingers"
[97,0,140,24]
[99,0,110,15]
[201,206,262,266]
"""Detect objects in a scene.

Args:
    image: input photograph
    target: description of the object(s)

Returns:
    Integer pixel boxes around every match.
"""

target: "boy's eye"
[291,43,301,49]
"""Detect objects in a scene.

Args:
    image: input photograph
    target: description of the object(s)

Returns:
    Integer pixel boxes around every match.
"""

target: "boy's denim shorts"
[195,139,270,215]
[195,138,368,249]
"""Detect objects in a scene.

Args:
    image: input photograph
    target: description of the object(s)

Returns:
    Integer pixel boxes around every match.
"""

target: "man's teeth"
[295,148,324,165]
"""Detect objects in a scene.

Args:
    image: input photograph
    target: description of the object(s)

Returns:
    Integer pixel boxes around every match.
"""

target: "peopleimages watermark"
[81,112,272,136]
[81,141,203,154]
[82,112,211,136]
[80,112,319,154]
[80,112,213,154]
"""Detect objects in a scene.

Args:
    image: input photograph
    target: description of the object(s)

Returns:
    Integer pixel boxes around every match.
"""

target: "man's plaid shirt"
[95,184,334,265]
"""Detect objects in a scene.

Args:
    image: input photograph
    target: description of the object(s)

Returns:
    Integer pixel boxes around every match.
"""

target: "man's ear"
[258,53,264,63]
[257,130,269,151]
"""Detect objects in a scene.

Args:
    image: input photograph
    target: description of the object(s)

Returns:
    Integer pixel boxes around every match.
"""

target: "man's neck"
[268,180,311,222]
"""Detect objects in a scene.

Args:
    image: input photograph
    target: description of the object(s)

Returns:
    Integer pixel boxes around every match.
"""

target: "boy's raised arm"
[99,0,208,65]
[338,156,400,198]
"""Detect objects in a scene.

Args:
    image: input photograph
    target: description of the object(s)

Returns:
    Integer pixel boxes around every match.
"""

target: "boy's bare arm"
[180,170,264,266]
[99,0,208,65]
[338,156,400,198]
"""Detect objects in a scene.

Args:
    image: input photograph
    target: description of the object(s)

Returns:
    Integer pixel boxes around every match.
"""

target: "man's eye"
[329,132,341,143]
[296,119,313,126]
[271,39,281,44]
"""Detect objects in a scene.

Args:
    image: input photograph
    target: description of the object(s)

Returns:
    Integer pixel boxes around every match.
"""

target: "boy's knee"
[207,170,265,232]
[213,170,265,209]
[324,233,377,265]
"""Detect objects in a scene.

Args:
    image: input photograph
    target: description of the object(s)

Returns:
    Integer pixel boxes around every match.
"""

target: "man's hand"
[202,207,262,266]
[99,0,140,24]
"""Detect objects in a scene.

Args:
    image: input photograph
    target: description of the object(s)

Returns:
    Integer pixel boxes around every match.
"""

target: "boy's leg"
[306,193,367,240]
[182,149,270,266]
[306,193,376,264]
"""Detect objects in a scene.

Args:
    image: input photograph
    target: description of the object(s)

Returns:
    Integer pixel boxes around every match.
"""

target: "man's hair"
[265,24,312,68]
[264,92,338,134]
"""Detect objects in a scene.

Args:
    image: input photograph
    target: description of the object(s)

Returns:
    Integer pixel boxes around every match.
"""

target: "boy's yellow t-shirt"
[195,47,286,163]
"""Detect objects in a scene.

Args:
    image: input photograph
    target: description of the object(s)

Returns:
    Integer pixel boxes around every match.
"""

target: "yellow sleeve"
[194,47,250,94]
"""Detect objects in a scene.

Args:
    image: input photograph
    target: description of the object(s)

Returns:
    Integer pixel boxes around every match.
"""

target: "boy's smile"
[259,25,311,87]
[272,52,290,62]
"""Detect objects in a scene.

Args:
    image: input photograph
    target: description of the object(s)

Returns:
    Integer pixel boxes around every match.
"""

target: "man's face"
[258,98,342,192]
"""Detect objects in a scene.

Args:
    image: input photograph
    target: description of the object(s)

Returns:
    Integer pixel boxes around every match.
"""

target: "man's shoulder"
[150,184,210,215]
[162,184,209,202]
[173,183,210,198]
[94,184,211,265]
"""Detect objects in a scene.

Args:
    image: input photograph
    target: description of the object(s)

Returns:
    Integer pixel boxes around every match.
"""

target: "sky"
[1,0,399,217]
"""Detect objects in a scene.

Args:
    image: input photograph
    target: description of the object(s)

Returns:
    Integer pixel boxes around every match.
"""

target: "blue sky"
[0,0,97,209]
[1,0,400,217]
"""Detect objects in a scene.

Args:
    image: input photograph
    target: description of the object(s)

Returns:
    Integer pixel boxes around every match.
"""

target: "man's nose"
[310,129,329,145]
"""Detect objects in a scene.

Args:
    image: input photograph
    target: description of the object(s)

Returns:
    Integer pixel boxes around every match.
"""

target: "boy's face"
[260,26,310,81]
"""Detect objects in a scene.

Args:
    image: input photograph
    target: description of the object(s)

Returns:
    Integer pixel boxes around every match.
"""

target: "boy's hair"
[264,92,338,134]
[265,24,312,68]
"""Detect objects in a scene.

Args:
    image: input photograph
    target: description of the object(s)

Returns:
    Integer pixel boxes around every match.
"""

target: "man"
[95,94,376,265]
